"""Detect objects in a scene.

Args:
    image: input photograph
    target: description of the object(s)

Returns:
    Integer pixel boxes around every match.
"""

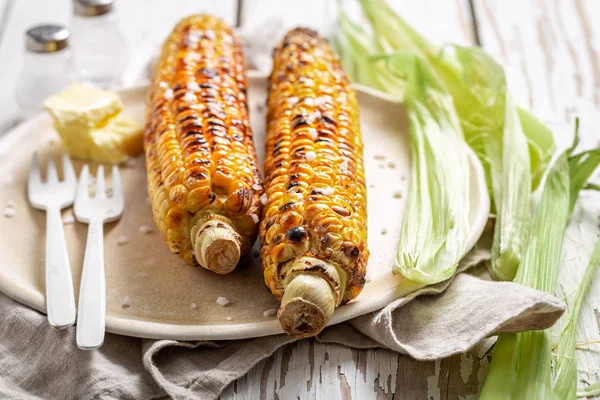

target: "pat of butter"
[44,83,143,164]
[44,82,123,128]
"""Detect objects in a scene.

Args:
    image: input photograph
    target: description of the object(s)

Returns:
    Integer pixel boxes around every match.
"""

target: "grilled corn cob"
[260,28,369,337]
[144,15,262,273]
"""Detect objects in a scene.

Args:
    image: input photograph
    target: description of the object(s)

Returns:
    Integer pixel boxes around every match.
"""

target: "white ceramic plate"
[0,73,490,340]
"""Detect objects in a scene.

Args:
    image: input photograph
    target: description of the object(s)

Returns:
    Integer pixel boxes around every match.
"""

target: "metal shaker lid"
[73,0,114,17]
[26,25,70,53]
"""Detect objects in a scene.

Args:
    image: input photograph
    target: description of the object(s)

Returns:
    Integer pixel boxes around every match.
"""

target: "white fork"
[74,165,124,350]
[27,153,77,329]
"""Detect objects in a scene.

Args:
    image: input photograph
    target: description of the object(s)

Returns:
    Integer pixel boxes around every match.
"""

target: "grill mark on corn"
[144,14,263,265]
[260,28,368,302]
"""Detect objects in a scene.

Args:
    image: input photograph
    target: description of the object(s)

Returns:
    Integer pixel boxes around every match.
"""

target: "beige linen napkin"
[0,247,564,400]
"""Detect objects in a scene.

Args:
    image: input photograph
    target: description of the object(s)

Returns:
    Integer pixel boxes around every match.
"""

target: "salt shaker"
[71,0,129,88]
[15,25,73,119]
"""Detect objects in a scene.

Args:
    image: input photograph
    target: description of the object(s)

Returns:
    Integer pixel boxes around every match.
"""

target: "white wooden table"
[0,0,598,398]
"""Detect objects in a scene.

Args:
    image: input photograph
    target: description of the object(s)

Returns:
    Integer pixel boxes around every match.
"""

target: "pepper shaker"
[15,25,73,119]
[71,0,129,88]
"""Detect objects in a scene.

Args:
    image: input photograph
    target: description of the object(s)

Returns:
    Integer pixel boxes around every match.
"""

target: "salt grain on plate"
[139,225,154,234]
[122,296,131,308]
[381,228,388,235]
[387,162,396,169]
[308,128,318,140]
[4,208,16,218]
[374,154,385,160]
[225,316,233,321]
[164,89,174,100]
[393,192,402,199]
[263,308,277,317]
[117,235,129,245]
[216,296,230,306]
[368,184,375,188]
[305,151,316,162]
[142,259,155,267]
[63,214,75,224]
[340,160,349,171]
[191,303,197,309]
[260,194,268,205]
[251,214,260,224]
[183,91,196,102]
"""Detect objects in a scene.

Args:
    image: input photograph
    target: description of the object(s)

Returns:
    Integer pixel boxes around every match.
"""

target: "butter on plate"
[44,83,143,164]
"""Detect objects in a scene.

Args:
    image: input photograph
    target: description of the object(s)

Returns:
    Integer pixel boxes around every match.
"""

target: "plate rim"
[0,79,490,340]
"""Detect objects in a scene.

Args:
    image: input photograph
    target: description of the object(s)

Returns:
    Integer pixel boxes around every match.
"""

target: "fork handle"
[76,219,106,350]
[45,206,76,329]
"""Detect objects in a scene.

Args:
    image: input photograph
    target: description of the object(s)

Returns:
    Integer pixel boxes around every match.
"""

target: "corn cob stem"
[192,219,241,274]
[278,257,343,337]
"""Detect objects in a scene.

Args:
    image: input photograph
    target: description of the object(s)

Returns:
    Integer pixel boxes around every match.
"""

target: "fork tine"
[28,152,41,189]
[76,165,90,201]
[111,165,124,209]
[47,157,58,183]
[96,166,106,198]
[61,153,76,184]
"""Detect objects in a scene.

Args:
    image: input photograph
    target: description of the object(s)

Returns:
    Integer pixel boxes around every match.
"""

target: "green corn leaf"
[345,0,556,281]
[479,334,519,399]
[379,51,471,284]
[553,238,600,400]
[481,124,600,399]
[577,381,600,398]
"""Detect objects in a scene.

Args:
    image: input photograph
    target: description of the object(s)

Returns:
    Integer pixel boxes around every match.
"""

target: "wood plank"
[374,0,476,45]
[0,0,10,42]
[240,0,474,45]
[0,0,237,134]
[473,0,600,391]
[240,0,337,37]
[220,340,493,399]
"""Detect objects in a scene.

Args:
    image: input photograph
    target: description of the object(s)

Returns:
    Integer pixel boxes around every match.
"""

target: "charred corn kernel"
[259,28,369,337]
[144,15,262,273]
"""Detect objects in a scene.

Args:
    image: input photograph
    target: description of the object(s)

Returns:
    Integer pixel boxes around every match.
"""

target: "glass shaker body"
[71,12,129,88]
[15,27,73,119]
